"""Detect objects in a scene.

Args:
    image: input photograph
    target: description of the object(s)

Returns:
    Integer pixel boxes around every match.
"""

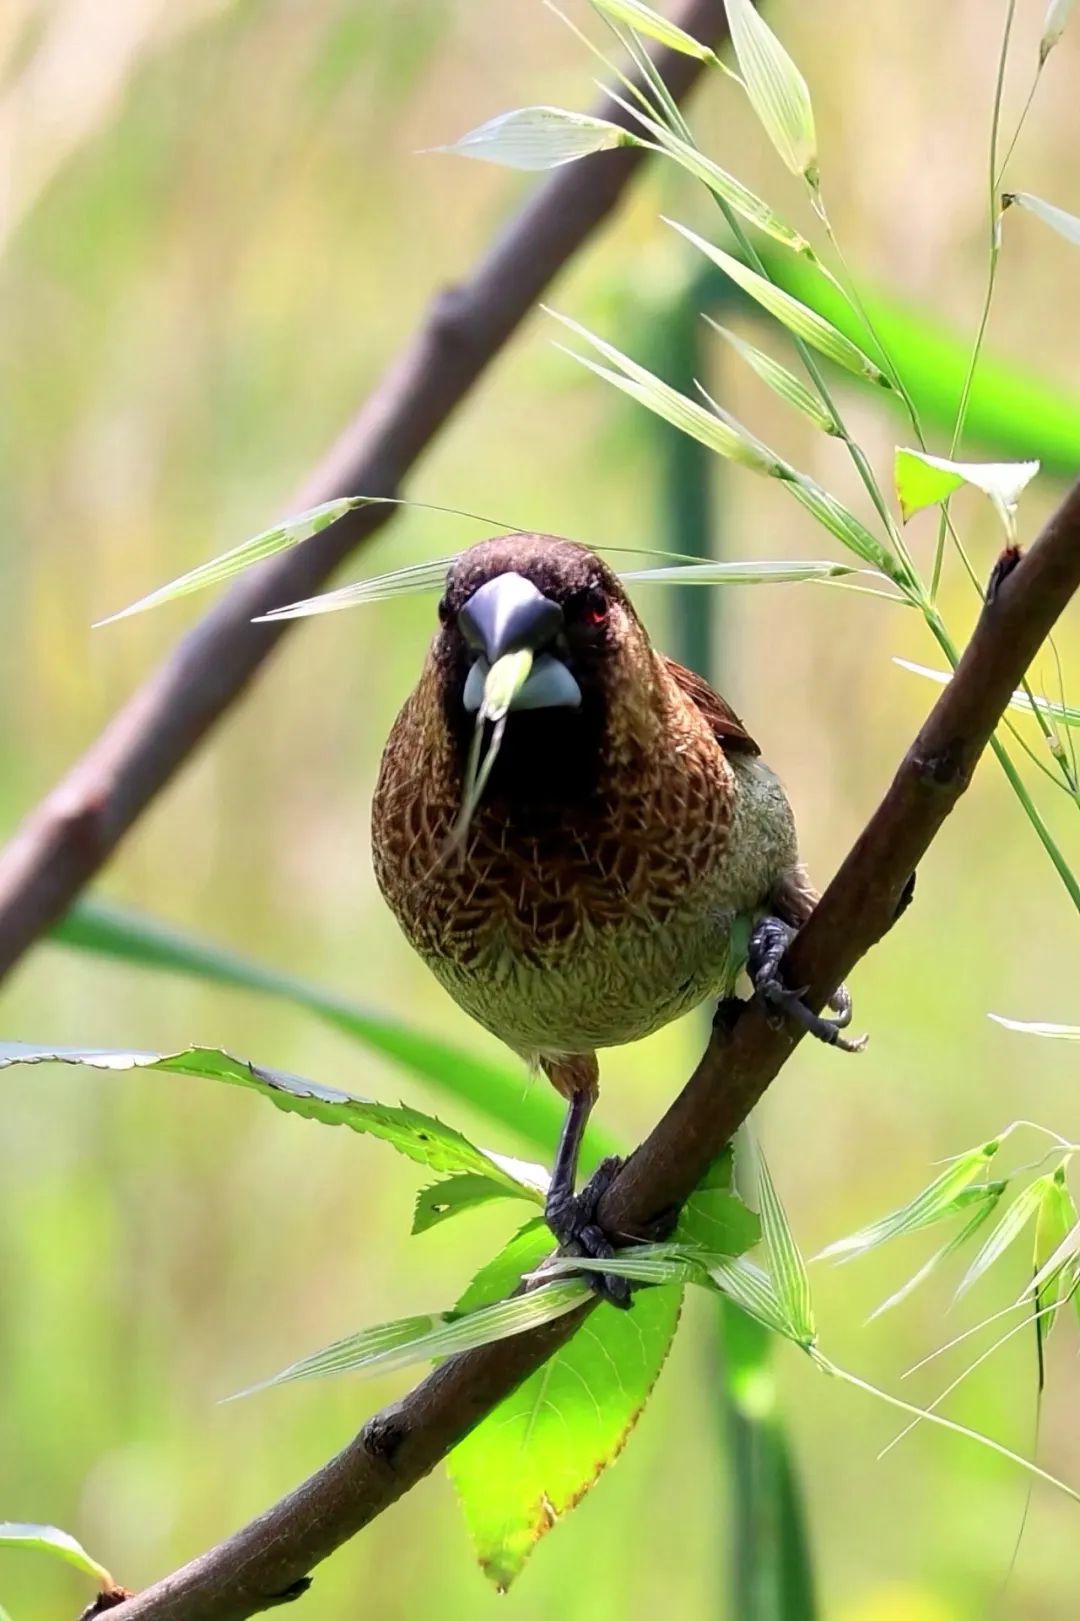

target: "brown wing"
[663,656,760,756]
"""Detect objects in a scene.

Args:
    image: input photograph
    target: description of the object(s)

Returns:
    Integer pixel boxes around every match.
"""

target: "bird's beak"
[459,572,582,714]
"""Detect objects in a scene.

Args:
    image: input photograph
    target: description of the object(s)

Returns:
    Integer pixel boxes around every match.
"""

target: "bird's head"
[428,533,657,803]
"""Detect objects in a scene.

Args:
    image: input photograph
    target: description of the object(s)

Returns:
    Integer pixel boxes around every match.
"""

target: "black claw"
[747,915,865,1054]
[545,1156,635,1309]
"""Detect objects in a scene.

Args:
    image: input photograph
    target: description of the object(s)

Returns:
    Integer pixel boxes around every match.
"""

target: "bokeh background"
[2,1,1079,1617]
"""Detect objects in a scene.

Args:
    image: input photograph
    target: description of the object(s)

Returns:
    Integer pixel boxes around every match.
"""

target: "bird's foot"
[545,1155,635,1310]
[748,915,866,1053]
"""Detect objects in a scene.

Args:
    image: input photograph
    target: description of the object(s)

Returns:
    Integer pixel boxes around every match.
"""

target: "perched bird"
[372,533,853,1303]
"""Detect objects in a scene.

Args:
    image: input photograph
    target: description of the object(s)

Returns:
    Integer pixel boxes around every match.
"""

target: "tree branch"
[107,487,1080,1620]
[0,0,730,984]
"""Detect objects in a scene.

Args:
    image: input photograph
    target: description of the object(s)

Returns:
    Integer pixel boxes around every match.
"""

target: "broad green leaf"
[448,1221,683,1589]
[707,318,839,432]
[867,1184,1006,1319]
[232,1272,590,1398]
[94,497,364,625]
[953,1178,1048,1301]
[548,309,784,474]
[1032,1169,1078,1332]
[818,1140,1001,1261]
[723,0,817,183]
[989,1015,1080,1041]
[606,92,810,253]
[413,1173,532,1235]
[755,1146,815,1346]
[1004,190,1080,249]
[0,1525,112,1589]
[664,219,891,387]
[893,447,1038,539]
[895,660,1080,730]
[1041,0,1076,62]
[588,0,728,66]
[52,899,600,1161]
[620,559,857,585]
[0,1044,547,1201]
[433,106,632,170]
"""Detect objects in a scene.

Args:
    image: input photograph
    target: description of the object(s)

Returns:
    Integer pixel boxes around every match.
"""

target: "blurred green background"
[2,1,1079,1617]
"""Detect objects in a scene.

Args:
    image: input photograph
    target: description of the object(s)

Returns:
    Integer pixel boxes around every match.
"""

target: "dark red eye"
[577,588,608,627]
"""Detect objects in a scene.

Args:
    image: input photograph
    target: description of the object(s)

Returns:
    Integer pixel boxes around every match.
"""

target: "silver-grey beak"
[458,572,581,714]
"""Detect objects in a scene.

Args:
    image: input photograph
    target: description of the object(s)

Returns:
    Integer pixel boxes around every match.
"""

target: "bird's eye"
[572,587,608,628]
[437,595,451,624]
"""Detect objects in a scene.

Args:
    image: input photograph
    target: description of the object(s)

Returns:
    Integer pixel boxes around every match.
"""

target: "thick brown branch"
[0,0,729,984]
[109,488,1080,1620]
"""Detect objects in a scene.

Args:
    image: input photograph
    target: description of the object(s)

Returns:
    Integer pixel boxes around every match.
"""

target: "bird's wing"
[663,656,761,756]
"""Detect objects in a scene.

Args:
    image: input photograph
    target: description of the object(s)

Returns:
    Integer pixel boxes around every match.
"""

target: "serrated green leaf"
[588,0,728,66]
[548,309,785,474]
[606,92,809,253]
[953,1178,1048,1301]
[413,1173,530,1234]
[1041,0,1076,62]
[94,497,364,625]
[0,1044,547,1200]
[1005,190,1080,249]
[755,1148,815,1346]
[893,446,1038,539]
[433,106,632,170]
[232,1272,589,1399]
[895,660,1080,730]
[707,318,839,431]
[665,219,890,386]
[448,1220,683,1590]
[990,1015,1080,1040]
[723,0,817,182]
[818,1140,1001,1261]
[868,1183,1006,1319]
[0,1525,112,1589]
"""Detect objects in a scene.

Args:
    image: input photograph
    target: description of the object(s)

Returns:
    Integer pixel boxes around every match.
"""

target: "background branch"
[0,0,730,984]
[108,486,1080,1620]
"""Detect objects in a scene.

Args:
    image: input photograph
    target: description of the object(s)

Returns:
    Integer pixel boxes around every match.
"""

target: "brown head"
[428,533,662,805]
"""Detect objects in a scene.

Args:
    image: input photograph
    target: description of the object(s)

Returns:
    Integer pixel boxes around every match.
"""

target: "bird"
[371,533,855,1304]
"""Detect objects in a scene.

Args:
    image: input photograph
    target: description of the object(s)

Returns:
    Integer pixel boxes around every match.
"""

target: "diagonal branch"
[109,484,1080,1621]
[0,0,730,985]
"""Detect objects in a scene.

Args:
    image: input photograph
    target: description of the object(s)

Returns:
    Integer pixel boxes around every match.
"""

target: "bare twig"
[0,0,730,982]
[108,484,1080,1620]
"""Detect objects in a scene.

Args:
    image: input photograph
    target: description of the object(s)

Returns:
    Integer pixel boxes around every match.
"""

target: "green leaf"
[867,1183,1006,1319]
[989,1015,1080,1041]
[253,557,454,621]
[606,92,810,254]
[0,1043,548,1201]
[953,1178,1048,1301]
[588,0,728,66]
[818,1139,1001,1260]
[895,660,1080,730]
[547,308,785,474]
[1032,1170,1078,1331]
[620,559,858,585]
[0,1525,112,1589]
[412,1174,529,1234]
[448,1220,683,1589]
[708,1257,796,1339]
[784,472,902,576]
[664,219,891,386]
[723,0,818,182]
[232,1272,590,1399]
[893,446,1039,539]
[433,106,632,170]
[1004,190,1080,249]
[755,1146,815,1346]
[1040,0,1076,63]
[52,898,600,1162]
[707,318,839,432]
[94,497,364,625]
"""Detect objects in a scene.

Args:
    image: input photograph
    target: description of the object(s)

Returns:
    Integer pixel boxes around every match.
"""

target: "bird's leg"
[747,914,865,1052]
[543,1059,633,1310]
